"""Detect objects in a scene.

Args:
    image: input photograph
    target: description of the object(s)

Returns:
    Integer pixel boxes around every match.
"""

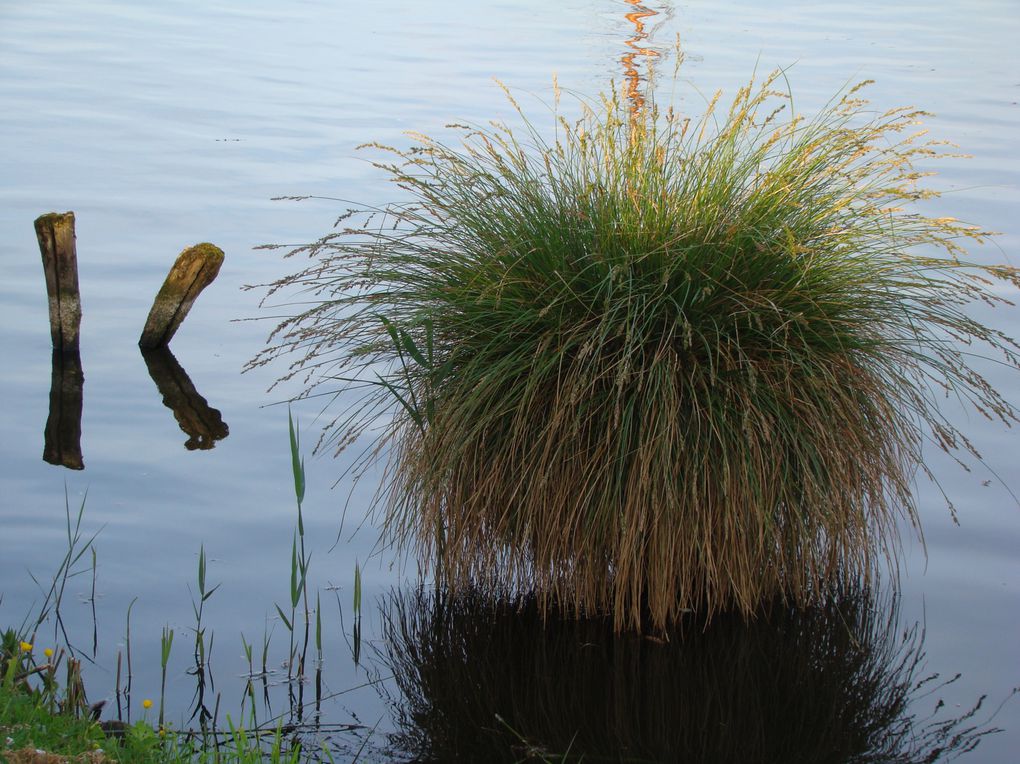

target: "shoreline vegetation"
[1,419,372,763]
[251,54,1020,632]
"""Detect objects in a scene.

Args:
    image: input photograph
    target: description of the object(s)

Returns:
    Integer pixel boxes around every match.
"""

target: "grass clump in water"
[254,62,1020,631]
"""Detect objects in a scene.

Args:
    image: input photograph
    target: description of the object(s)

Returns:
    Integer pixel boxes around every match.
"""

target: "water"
[1,0,1018,760]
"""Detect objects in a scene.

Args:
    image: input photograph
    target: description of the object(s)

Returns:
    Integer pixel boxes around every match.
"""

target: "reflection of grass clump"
[381,585,1005,763]
[256,65,1020,630]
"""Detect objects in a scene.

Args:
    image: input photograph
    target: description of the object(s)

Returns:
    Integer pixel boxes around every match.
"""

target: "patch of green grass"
[1,681,105,758]
[1,636,307,763]
[256,58,1020,631]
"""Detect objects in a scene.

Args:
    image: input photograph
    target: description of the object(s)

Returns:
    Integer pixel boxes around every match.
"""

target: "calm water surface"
[1,1,1018,760]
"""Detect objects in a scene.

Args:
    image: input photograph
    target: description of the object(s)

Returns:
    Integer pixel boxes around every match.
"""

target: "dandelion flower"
[19,641,32,653]
[142,698,153,709]
[43,648,53,658]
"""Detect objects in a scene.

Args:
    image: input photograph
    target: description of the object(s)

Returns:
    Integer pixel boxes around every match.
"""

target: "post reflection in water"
[43,348,84,470]
[380,583,1004,763]
[141,347,228,450]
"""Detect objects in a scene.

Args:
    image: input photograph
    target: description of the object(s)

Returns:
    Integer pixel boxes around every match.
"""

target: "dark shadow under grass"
[378,583,1009,763]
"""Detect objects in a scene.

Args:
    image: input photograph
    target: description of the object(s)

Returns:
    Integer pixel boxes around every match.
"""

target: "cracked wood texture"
[35,211,82,351]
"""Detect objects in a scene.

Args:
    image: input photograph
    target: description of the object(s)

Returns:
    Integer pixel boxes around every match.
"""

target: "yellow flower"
[19,641,32,653]
[142,699,153,709]
[43,648,53,658]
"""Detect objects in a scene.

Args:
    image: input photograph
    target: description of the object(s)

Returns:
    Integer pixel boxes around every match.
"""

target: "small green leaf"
[160,626,174,667]
[374,372,423,428]
[290,535,300,606]
[424,318,435,366]
[288,407,305,506]
[198,545,206,596]
[353,561,362,616]
[315,593,323,653]
[401,330,427,367]
[274,604,293,632]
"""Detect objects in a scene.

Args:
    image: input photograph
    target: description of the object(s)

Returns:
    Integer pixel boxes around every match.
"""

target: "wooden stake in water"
[35,211,82,351]
[138,243,224,348]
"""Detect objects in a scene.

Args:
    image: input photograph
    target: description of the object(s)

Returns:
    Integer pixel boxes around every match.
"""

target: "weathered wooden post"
[138,243,224,348]
[43,348,85,470]
[141,346,229,450]
[35,212,82,350]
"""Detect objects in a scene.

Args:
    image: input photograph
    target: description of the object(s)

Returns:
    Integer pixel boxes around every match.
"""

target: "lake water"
[1,1,1018,760]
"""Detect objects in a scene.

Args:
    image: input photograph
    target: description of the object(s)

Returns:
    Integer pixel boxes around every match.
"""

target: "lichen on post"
[34,211,82,351]
[139,243,224,349]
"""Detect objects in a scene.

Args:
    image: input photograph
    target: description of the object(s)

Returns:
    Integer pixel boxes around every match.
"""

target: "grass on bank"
[254,60,1020,632]
[1,635,304,764]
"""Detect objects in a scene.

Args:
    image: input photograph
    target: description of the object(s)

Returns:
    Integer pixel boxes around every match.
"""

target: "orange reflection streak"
[621,0,660,119]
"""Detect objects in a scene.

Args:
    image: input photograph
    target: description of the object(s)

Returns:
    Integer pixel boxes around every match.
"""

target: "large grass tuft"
[253,63,1020,631]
